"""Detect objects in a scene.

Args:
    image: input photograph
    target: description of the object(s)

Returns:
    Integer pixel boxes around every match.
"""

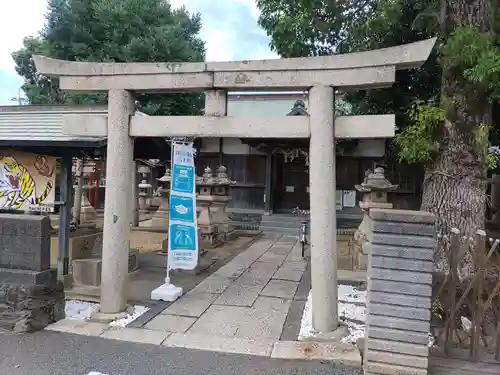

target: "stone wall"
[0,214,65,333]
[364,209,436,375]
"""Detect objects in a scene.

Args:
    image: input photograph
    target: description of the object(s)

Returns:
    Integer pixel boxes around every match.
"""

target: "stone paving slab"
[161,292,219,317]
[190,275,233,294]
[272,265,305,282]
[257,251,288,264]
[271,340,361,366]
[214,283,263,307]
[101,326,170,345]
[280,300,306,341]
[187,305,246,336]
[234,301,292,340]
[45,319,108,336]
[236,263,279,287]
[145,314,197,333]
[260,279,299,299]
[162,332,276,357]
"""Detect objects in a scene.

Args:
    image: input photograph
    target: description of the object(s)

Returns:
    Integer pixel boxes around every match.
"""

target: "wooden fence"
[432,229,500,363]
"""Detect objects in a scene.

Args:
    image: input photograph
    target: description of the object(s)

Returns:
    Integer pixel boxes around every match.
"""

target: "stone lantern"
[196,166,221,247]
[151,168,171,229]
[353,167,398,270]
[211,165,235,240]
[137,164,152,211]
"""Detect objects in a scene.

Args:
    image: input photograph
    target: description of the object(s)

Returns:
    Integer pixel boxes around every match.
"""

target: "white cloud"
[0,0,278,104]
[0,0,47,71]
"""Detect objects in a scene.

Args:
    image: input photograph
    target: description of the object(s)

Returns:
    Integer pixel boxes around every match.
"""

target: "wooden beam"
[63,114,396,139]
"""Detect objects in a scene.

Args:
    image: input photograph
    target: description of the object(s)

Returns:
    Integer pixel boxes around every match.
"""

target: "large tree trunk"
[421,0,496,276]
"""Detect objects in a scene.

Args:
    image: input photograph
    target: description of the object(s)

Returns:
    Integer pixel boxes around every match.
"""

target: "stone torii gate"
[33,37,435,333]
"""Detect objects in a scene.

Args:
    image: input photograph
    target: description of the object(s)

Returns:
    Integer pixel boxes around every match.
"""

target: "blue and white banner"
[168,142,199,270]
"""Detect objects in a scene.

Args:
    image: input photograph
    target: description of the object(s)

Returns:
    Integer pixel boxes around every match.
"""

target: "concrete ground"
[0,331,362,375]
[47,234,366,365]
[67,234,258,302]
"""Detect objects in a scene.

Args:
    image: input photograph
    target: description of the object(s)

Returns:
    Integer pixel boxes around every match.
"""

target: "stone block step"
[259,226,300,236]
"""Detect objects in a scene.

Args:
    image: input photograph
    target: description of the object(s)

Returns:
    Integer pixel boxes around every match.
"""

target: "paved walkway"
[46,234,361,366]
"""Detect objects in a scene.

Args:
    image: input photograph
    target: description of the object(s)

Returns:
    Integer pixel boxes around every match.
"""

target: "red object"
[95,177,99,208]
[89,172,94,205]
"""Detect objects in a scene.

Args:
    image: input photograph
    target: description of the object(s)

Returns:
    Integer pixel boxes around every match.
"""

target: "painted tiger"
[0,156,53,210]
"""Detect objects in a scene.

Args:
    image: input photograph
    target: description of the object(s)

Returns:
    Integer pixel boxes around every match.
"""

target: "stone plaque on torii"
[33,37,435,333]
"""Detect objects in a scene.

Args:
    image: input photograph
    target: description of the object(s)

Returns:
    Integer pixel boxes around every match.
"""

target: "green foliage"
[440,27,496,71]
[11,0,206,115]
[256,0,500,166]
[395,101,443,164]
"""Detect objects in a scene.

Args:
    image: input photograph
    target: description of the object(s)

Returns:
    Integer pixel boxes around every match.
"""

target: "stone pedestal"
[353,167,397,270]
[197,167,223,248]
[71,249,139,288]
[0,215,65,333]
[138,164,152,212]
[80,187,97,222]
[210,165,235,241]
[198,196,220,247]
[151,169,171,230]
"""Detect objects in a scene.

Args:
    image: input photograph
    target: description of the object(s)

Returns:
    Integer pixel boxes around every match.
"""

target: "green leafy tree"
[257,0,500,274]
[12,0,206,115]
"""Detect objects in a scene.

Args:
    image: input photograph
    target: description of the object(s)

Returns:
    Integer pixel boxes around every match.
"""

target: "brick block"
[370,280,432,297]
[370,291,431,309]
[371,245,434,261]
[367,314,430,333]
[371,221,435,237]
[364,362,427,375]
[366,338,429,357]
[368,326,429,345]
[371,233,436,249]
[371,255,434,273]
[369,209,435,225]
[365,350,428,369]
[369,303,430,321]
[369,268,432,285]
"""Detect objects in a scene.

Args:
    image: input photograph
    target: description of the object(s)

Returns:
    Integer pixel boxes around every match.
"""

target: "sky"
[0,0,277,105]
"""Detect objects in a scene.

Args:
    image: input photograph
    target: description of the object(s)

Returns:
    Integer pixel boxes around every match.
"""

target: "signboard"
[342,190,357,208]
[0,151,56,212]
[167,142,199,270]
[335,190,343,211]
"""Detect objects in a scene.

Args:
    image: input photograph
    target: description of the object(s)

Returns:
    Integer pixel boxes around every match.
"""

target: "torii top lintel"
[33,38,436,93]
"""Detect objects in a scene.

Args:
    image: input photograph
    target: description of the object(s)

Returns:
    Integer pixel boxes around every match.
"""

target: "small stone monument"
[353,167,397,270]
[80,184,97,222]
[151,168,171,229]
[0,215,65,333]
[196,166,221,248]
[137,164,152,211]
[73,182,97,224]
[211,165,235,240]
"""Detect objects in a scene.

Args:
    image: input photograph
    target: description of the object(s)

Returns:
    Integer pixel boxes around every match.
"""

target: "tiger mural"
[0,156,53,210]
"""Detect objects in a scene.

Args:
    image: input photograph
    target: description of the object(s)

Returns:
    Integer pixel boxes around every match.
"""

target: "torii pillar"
[100,90,135,314]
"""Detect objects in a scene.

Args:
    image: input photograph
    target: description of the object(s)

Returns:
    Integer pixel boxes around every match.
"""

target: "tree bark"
[421,0,496,276]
